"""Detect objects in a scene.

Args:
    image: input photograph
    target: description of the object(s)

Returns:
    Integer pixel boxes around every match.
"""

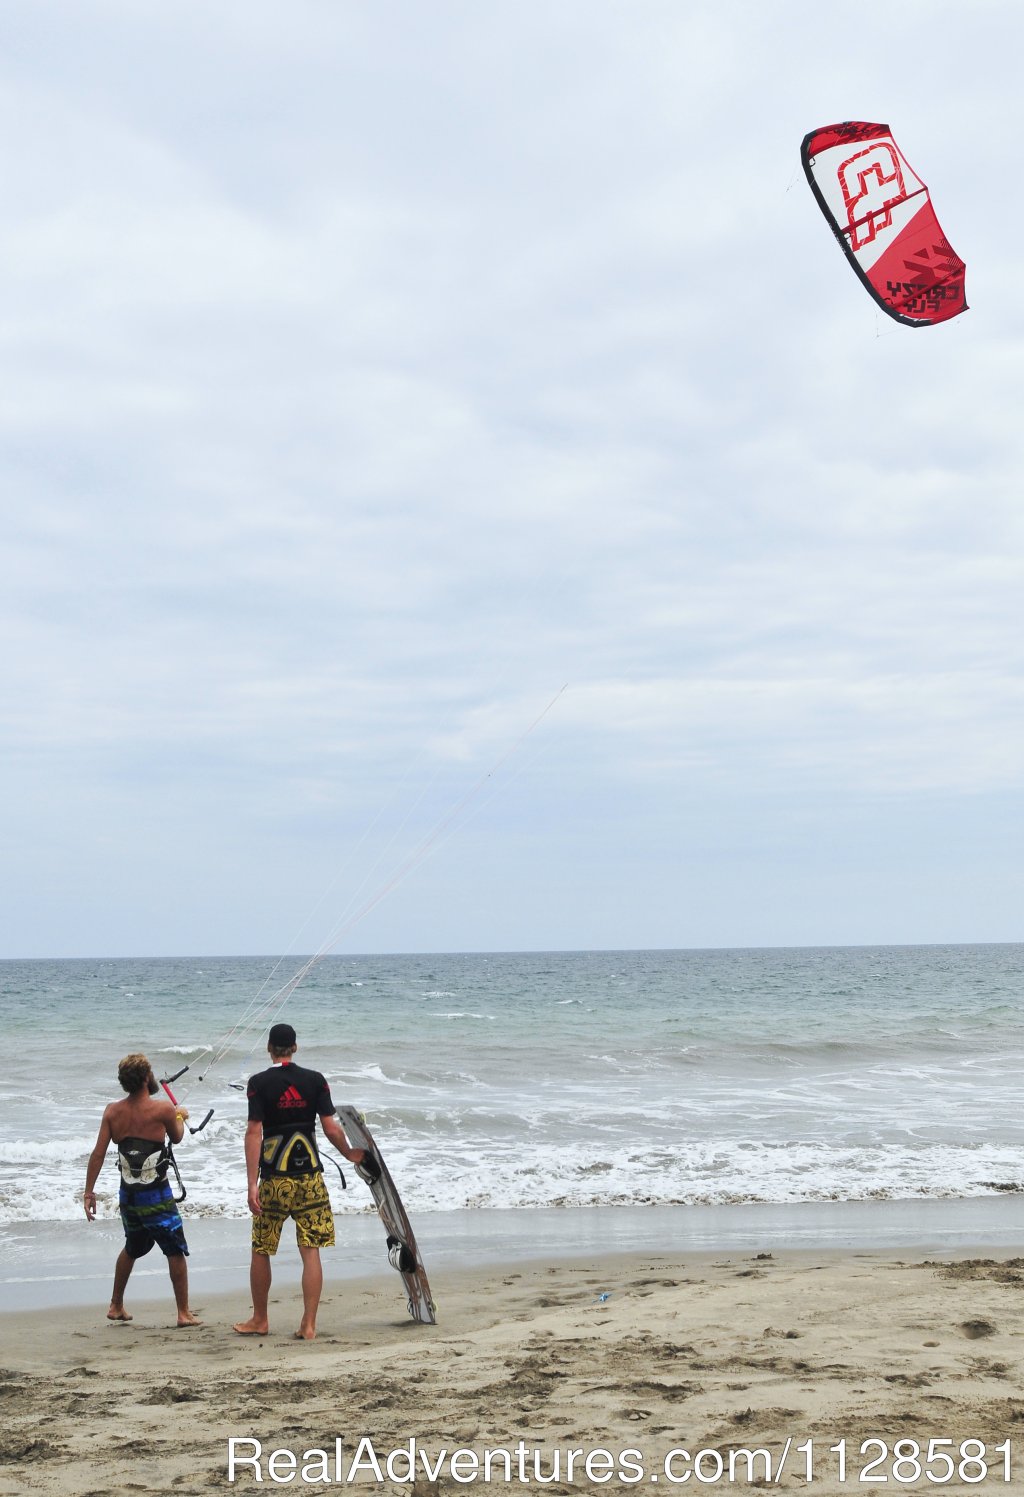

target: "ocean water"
[2,944,1022,1233]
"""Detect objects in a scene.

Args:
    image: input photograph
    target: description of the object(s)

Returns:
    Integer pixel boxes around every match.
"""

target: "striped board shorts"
[119,1181,189,1259]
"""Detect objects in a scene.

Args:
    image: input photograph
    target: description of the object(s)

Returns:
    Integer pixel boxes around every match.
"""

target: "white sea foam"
[4,1114,1022,1225]
[429,1011,495,1021]
[333,1062,412,1088]
[0,1136,96,1165]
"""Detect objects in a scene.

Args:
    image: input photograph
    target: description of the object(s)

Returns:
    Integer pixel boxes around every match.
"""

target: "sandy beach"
[3,1246,1024,1494]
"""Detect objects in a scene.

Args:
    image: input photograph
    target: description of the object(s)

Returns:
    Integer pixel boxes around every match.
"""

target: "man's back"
[247,1061,332,1125]
[105,1091,173,1146]
[247,1061,334,1177]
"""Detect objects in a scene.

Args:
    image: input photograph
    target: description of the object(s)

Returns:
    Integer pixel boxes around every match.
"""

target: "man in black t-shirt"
[233,1022,365,1340]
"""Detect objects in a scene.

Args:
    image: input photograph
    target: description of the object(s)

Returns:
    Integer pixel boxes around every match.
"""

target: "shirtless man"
[83,1053,201,1327]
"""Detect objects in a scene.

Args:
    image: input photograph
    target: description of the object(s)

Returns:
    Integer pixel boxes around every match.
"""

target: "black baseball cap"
[268,1022,297,1048]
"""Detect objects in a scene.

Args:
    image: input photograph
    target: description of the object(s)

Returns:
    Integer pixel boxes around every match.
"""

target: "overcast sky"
[2,1,1022,958]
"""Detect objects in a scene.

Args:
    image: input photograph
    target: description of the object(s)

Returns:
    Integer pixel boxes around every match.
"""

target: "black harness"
[117,1136,186,1202]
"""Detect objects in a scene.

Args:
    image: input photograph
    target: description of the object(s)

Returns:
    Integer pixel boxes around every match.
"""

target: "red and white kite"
[801,121,967,327]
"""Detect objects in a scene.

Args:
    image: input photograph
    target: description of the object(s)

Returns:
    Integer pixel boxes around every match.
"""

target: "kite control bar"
[159,1065,214,1134]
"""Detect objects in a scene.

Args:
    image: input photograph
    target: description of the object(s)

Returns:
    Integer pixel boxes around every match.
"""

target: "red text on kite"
[839,144,906,250]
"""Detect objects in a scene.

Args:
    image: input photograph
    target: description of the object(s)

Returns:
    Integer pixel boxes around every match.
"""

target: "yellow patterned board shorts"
[253,1172,335,1255]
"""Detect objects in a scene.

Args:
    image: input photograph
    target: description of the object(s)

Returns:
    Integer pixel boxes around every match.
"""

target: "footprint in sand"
[410,1479,441,1497]
[959,1320,997,1339]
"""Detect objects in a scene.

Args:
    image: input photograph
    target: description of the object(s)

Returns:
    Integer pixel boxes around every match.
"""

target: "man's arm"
[321,1114,366,1165]
[83,1108,113,1221]
[243,1119,264,1215]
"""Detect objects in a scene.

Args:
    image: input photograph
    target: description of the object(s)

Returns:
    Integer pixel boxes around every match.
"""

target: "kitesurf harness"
[117,1135,187,1203]
[256,1128,349,1189]
[261,1127,321,1176]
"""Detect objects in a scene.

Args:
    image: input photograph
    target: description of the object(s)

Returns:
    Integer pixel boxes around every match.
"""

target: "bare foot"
[293,1326,317,1341]
[107,1307,132,1322]
[177,1311,203,1327]
[233,1318,269,1336]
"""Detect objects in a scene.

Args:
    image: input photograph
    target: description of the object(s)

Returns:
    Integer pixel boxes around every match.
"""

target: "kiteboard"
[336,1104,436,1325]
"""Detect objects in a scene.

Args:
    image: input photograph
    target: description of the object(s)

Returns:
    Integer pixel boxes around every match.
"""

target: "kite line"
[164,685,568,1113]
